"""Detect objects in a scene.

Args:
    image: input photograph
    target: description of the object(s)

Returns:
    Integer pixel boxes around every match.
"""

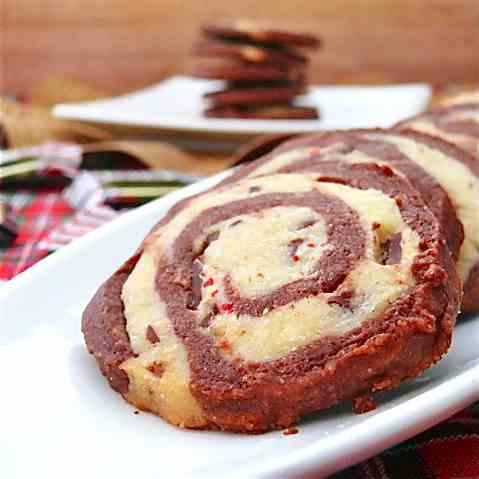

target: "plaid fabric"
[0,187,478,478]
[331,404,479,479]
[0,142,83,177]
[0,189,72,279]
[39,203,120,251]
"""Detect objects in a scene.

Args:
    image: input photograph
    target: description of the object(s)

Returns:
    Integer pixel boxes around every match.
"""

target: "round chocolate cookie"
[225,129,479,313]
[202,20,320,49]
[396,103,479,158]
[192,60,300,83]
[83,168,459,432]
[204,104,319,119]
[193,40,307,66]
[204,80,305,107]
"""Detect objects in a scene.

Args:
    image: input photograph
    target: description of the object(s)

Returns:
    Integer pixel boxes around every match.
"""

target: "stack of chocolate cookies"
[192,21,320,120]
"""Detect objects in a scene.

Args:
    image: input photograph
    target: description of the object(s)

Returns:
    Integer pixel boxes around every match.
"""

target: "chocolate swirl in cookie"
[83,167,460,432]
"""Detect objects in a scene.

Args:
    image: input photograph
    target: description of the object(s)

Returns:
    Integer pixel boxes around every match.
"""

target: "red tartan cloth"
[0,189,72,280]
[330,404,479,479]
[1,190,478,478]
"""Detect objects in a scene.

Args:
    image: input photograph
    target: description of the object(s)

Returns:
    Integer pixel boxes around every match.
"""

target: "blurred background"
[3,0,479,99]
[1,0,478,262]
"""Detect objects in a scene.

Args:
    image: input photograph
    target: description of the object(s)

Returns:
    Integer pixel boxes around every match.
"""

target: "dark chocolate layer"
[201,22,321,49]
[204,105,319,119]
[193,41,307,66]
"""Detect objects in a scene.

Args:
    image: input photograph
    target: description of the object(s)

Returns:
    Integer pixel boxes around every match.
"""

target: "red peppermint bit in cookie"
[307,243,315,248]
[147,361,165,378]
[381,165,394,177]
[372,222,381,230]
[221,303,234,313]
[352,393,376,414]
[203,278,214,287]
[212,290,218,297]
[292,255,300,262]
[309,148,321,157]
[218,339,232,350]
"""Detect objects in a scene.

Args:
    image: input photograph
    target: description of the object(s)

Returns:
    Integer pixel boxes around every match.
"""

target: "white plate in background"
[53,76,431,136]
[1,170,478,479]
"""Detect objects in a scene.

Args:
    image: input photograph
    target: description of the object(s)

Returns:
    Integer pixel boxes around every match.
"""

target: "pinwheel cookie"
[396,103,479,158]
[83,165,460,432]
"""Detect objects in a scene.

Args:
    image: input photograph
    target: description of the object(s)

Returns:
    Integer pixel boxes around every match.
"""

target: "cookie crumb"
[352,393,376,414]
[283,427,299,436]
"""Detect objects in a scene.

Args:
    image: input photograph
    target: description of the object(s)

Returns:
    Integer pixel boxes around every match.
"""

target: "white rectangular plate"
[53,76,431,135]
[1,171,478,479]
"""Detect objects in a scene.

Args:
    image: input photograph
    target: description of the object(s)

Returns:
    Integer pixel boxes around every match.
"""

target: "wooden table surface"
[2,0,479,97]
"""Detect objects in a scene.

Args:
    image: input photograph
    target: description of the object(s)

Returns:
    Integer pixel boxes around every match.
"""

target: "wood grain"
[2,0,479,96]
